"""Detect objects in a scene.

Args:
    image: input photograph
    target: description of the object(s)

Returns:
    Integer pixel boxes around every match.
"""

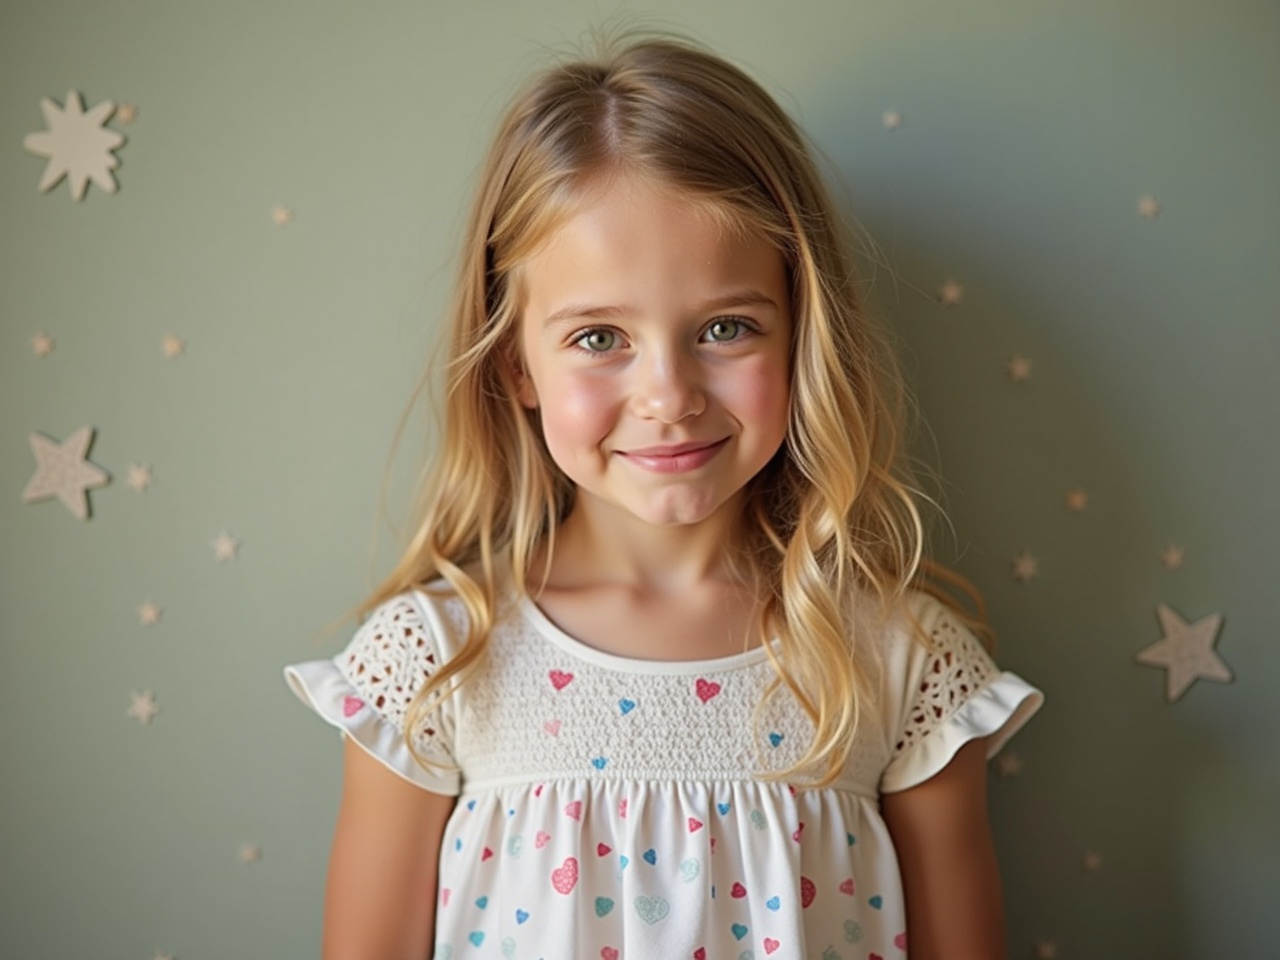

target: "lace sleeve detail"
[891,609,998,758]
[284,592,459,795]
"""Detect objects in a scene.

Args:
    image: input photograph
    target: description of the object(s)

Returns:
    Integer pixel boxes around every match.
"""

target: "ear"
[503,345,538,409]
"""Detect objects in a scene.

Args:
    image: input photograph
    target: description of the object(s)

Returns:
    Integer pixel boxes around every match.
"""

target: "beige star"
[1011,551,1039,583]
[938,278,964,306]
[1065,488,1088,512]
[994,752,1023,778]
[1034,940,1058,960]
[1136,604,1232,701]
[161,335,185,359]
[127,463,153,493]
[127,690,159,725]
[239,842,262,864]
[212,531,240,562]
[271,204,294,226]
[115,103,137,124]
[1138,194,1161,219]
[1082,850,1104,872]
[882,109,902,130]
[137,601,162,626]
[1006,353,1032,382]
[31,332,55,357]
[22,426,110,520]
[1160,543,1185,570]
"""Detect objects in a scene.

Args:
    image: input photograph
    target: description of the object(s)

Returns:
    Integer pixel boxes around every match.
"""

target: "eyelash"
[568,318,759,355]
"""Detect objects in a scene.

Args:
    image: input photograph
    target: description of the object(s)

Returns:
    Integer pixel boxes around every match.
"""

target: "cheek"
[724,359,791,433]
[538,373,618,452]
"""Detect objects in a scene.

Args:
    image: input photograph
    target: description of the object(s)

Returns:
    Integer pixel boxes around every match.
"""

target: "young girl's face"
[513,174,791,534]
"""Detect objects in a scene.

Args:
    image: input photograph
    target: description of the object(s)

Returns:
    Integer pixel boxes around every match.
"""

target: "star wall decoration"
[1160,543,1185,570]
[161,335,185,359]
[1006,353,1032,382]
[127,463,153,492]
[115,103,137,124]
[1011,551,1039,583]
[1138,194,1161,219]
[22,90,125,200]
[1135,604,1232,701]
[239,842,262,864]
[994,752,1023,778]
[31,332,55,357]
[1082,850,1104,872]
[271,204,294,226]
[882,109,902,130]
[22,426,110,520]
[1034,940,1059,959]
[137,601,162,626]
[212,531,240,562]
[937,278,964,306]
[127,690,159,725]
[1065,488,1088,512]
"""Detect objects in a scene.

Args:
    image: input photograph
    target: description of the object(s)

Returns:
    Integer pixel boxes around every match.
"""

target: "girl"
[285,29,1044,960]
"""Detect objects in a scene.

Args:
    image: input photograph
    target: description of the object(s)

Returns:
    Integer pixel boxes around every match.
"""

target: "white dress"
[284,575,1044,959]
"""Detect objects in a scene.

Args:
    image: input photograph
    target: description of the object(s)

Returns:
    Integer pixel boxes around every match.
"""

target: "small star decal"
[239,842,262,864]
[1011,551,1039,583]
[127,463,153,493]
[127,690,159,725]
[31,332,55,357]
[1138,193,1161,219]
[1160,543,1185,570]
[994,752,1023,778]
[137,601,162,626]
[271,204,294,226]
[1082,850,1104,872]
[1034,940,1059,960]
[1136,604,1232,702]
[212,531,240,562]
[1006,353,1032,382]
[1065,488,1088,512]
[115,103,137,124]
[22,426,110,520]
[882,109,902,130]
[161,335,185,359]
[938,278,964,306]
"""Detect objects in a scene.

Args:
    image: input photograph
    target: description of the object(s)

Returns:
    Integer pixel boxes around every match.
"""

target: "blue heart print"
[468,931,484,947]
[717,802,731,815]
[595,897,615,917]
[475,896,488,909]
[619,698,636,715]
[732,922,749,940]
[515,908,529,924]
[592,756,608,770]
[768,732,784,747]
[766,896,780,911]
[643,848,657,865]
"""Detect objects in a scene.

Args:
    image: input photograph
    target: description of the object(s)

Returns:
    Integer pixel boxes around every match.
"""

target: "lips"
[621,439,727,458]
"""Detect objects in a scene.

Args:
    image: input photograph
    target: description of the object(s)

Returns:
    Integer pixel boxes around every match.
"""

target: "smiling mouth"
[620,439,728,458]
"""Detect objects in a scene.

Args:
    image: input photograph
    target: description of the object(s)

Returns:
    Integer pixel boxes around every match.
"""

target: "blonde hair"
[361,28,994,788]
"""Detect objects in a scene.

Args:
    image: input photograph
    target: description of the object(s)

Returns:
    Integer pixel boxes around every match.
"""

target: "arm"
[322,733,458,960]
[880,737,1006,960]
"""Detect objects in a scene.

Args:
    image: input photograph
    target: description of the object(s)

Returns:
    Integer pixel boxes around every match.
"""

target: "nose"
[630,349,706,423]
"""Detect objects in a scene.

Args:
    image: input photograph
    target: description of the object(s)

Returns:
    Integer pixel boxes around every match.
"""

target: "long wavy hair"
[360,29,995,788]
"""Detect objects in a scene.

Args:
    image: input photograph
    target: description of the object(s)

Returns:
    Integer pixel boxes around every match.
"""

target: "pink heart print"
[549,669,575,691]
[695,678,721,703]
[764,939,781,955]
[564,801,583,820]
[551,856,579,894]
[601,949,619,960]
[800,875,816,908]
[535,831,551,849]
[895,932,908,950]
[342,696,364,717]
[441,887,451,906]
[688,817,703,833]
[838,878,855,895]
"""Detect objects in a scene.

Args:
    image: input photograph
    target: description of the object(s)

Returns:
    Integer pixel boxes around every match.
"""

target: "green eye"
[575,329,617,352]
[706,319,744,342]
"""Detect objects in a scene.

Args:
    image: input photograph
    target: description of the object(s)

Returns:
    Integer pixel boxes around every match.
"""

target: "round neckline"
[516,590,778,676]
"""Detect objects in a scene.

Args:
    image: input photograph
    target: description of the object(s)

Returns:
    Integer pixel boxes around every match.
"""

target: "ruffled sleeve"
[283,591,461,796]
[878,595,1044,794]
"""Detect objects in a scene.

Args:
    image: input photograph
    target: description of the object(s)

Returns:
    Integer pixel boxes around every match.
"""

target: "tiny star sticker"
[23,426,110,520]
[1034,940,1059,960]
[938,278,964,306]
[239,842,262,864]
[127,463,153,493]
[161,335,185,359]
[1137,194,1161,219]
[1011,551,1039,583]
[212,531,240,562]
[1082,850,1104,872]
[127,690,159,725]
[31,332,55,357]
[1160,543,1186,570]
[1065,488,1088,512]
[115,103,137,124]
[995,752,1023,778]
[22,90,125,200]
[882,109,902,130]
[137,601,162,626]
[271,204,294,226]
[1136,604,1232,701]
[1006,353,1032,382]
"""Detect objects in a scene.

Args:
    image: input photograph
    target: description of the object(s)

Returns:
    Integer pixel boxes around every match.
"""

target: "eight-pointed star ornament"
[23,426,110,520]
[22,90,125,200]
[1135,604,1232,702]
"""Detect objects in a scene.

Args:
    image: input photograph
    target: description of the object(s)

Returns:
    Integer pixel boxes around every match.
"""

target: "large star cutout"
[22,426,110,520]
[1135,604,1232,701]
[22,90,125,200]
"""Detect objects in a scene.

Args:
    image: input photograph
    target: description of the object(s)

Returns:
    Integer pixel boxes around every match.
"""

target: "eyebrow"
[541,289,780,328]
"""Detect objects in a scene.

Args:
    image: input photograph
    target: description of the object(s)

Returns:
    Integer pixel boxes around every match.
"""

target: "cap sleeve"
[283,591,461,796]
[879,595,1044,794]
